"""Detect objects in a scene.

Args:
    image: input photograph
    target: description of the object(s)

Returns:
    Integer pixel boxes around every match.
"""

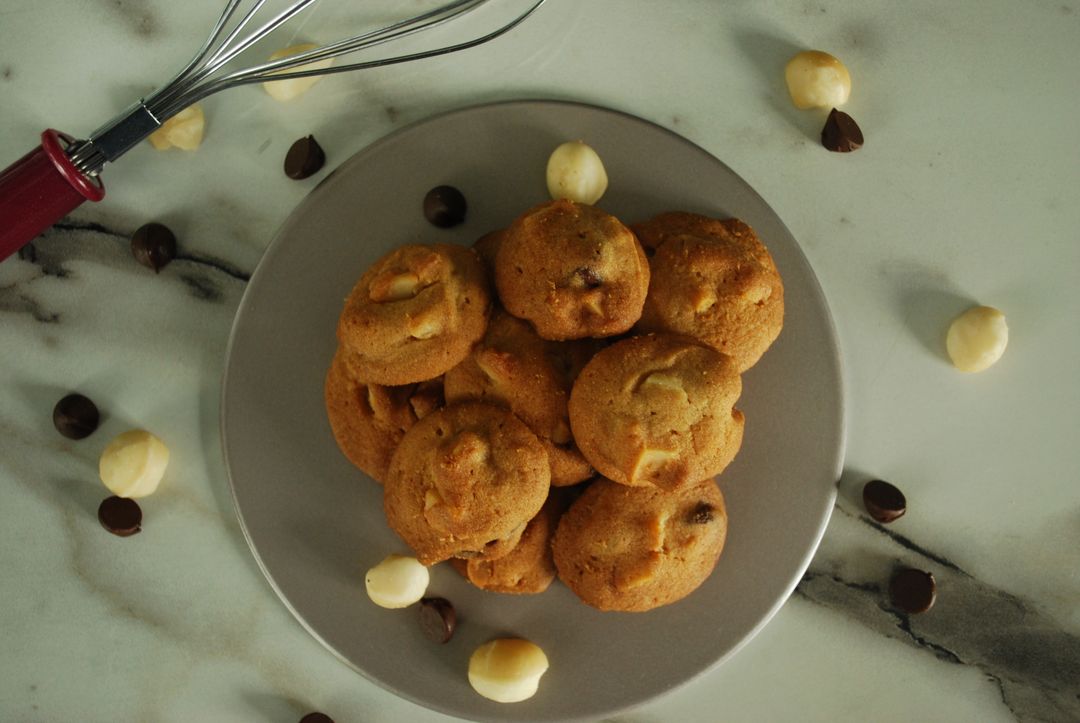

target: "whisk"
[0,0,546,262]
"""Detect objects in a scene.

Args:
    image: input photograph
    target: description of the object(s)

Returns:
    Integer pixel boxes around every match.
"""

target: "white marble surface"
[2,1,1079,721]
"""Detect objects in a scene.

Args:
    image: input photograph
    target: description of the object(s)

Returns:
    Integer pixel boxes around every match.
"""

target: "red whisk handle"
[0,129,105,263]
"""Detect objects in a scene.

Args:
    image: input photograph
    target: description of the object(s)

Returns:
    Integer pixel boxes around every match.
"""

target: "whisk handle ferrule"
[69,101,163,176]
[0,130,106,263]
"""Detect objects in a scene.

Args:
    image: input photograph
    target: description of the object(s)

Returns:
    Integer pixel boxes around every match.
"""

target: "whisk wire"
[67,0,547,174]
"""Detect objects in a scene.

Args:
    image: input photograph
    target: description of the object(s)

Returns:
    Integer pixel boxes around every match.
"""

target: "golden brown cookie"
[324,347,443,483]
[568,334,744,490]
[383,401,550,565]
[444,310,594,486]
[451,492,565,594]
[495,199,650,340]
[472,228,506,286]
[633,213,784,372]
[552,477,727,612]
[336,243,491,385]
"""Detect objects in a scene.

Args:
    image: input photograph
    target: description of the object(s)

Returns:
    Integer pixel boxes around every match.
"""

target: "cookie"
[495,199,649,340]
[552,477,727,612]
[444,310,594,486]
[568,334,743,490]
[451,492,565,594]
[632,212,784,372]
[472,228,506,286]
[324,347,443,483]
[383,402,550,565]
[336,243,491,385]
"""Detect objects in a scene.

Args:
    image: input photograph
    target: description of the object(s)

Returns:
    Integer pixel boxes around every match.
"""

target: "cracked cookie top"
[568,334,743,490]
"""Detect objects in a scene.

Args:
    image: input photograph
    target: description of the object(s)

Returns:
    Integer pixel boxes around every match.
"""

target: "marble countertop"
[2,1,1079,721]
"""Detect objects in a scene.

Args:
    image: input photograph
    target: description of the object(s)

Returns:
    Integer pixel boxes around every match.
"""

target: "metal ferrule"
[67,101,162,176]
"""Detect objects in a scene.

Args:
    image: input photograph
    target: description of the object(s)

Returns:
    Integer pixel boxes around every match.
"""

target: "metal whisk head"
[67,0,546,175]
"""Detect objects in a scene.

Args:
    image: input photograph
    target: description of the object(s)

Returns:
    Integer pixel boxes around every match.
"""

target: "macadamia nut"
[262,43,334,102]
[364,554,429,608]
[148,105,205,151]
[98,430,170,498]
[546,140,608,205]
[785,50,851,109]
[468,638,549,703]
[946,305,1008,372]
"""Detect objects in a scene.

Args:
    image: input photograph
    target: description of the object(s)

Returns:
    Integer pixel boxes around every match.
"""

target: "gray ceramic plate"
[221,100,845,722]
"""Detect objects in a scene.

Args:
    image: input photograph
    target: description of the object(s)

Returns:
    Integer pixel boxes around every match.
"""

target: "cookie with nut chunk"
[553,477,728,612]
[324,347,443,483]
[632,212,784,372]
[569,334,743,491]
[336,243,491,385]
[444,310,594,486]
[451,492,565,595]
[383,402,550,565]
[495,199,649,340]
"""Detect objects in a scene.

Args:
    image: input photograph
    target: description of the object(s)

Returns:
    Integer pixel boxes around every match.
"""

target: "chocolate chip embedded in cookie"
[336,243,491,385]
[552,477,728,612]
[494,200,649,340]
[324,347,444,483]
[632,212,784,372]
[451,492,565,595]
[383,402,550,565]
[444,310,594,487]
[568,334,744,491]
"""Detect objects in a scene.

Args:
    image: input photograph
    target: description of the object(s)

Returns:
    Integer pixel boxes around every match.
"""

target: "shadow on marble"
[730,27,823,143]
[36,476,106,521]
[834,465,877,513]
[881,259,977,364]
[241,690,307,722]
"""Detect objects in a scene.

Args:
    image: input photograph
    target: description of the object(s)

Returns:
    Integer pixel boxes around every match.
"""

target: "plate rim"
[220,98,847,722]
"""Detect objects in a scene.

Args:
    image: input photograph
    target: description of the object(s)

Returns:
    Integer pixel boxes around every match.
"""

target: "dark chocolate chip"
[284,135,326,180]
[418,597,456,643]
[52,393,100,440]
[423,185,467,228]
[889,568,937,614]
[18,242,37,263]
[98,496,142,537]
[298,714,333,723]
[689,502,714,524]
[575,267,603,288]
[131,222,177,273]
[821,108,864,153]
[863,479,907,523]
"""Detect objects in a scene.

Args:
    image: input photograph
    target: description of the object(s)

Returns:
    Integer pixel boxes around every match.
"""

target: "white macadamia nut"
[98,430,170,498]
[262,43,334,102]
[784,50,852,109]
[468,638,550,703]
[364,554,429,608]
[946,305,1008,373]
[546,140,608,205]
[148,105,205,151]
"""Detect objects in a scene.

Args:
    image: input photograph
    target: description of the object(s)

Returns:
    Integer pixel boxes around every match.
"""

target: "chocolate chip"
[821,108,864,153]
[52,393,100,439]
[18,242,37,263]
[131,222,177,273]
[575,267,603,288]
[689,502,714,524]
[889,568,936,614]
[423,185,467,228]
[863,479,906,523]
[298,714,334,723]
[418,597,456,643]
[284,135,326,180]
[98,496,142,537]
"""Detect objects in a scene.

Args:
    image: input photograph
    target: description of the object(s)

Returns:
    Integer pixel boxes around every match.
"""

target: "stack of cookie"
[325,198,784,611]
